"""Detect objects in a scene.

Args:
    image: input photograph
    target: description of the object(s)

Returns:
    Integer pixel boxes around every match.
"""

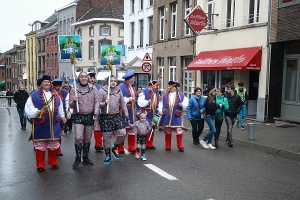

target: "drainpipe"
[265,0,272,122]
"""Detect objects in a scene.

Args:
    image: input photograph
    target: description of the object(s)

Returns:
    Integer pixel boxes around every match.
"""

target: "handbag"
[215,97,224,121]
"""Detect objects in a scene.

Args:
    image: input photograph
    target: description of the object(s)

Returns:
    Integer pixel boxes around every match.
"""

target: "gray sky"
[0,0,72,53]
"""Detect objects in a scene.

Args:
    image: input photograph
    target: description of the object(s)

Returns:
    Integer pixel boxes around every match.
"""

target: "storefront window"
[284,60,298,102]
[203,70,216,93]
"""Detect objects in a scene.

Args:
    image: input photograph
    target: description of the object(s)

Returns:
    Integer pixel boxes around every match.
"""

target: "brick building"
[269,0,300,122]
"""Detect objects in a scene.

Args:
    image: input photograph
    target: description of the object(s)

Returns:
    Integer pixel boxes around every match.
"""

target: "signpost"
[184,5,208,35]
[142,62,152,72]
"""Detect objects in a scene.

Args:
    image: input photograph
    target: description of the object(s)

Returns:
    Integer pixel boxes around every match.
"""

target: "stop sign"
[184,5,208,35]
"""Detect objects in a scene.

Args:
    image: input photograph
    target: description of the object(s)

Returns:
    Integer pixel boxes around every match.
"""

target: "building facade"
[186,0,270,122]
[16,41,26,88]
[269,0,300,122]
[5,46,18,92]
[152,0,195,96]
[72,2,124,84]
[124,0,154,89]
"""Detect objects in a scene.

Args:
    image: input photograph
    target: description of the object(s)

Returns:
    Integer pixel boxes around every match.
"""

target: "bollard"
[247,123,255,141]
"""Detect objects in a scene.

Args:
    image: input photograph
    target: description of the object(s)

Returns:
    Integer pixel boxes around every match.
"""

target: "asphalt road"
[0,108,299,200]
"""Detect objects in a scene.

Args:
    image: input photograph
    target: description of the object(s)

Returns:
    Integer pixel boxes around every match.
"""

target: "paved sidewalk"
[184,118,300,161]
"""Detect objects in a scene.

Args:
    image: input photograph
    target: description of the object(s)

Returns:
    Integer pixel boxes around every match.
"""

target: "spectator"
[13,85,29,130]
[186,87,206,145]
[224,84,243,147]
[6,89,14,106]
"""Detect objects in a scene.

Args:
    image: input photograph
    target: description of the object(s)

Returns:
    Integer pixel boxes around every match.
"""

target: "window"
[168,57,176,81]
[226,0,235,27]
[284,60,298,101]
[89,26,94,37]
[77,28,82,37]
[130,22,135,49]
[182,57,193,98]
[148,16,153,46]
[279,0,300,8]
[248,0,260,24]
[139,20,144,48]
[140,0,143,10]
[100,25,111,35]
[63,20,66,34]
[157,57,164,89]
[184,0,192,35]
[89,40,94,59]
[118,26,124,37]
[59,21,62,35]
[207,0,215,30]
[159,7,165,40]
[67,18,70,34]
[98,39,112,59]
[149,0,153,6]
[131,0,135,13]
[170,3,177,38]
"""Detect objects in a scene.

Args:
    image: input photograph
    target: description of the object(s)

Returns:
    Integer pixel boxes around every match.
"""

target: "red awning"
[187,46,262,71]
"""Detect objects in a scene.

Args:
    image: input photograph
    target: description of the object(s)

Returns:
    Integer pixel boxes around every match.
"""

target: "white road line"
[144,164,178,180]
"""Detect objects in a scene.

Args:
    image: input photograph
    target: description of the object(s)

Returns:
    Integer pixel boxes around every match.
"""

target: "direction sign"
[184,5,208,35]
[142,62,152,72]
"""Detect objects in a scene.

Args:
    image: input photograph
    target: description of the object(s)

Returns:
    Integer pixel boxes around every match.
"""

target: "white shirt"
[158,91,189,113]
[25,90,65,119]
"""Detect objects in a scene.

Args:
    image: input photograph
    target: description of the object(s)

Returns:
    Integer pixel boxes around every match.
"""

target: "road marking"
[144,164,178,180]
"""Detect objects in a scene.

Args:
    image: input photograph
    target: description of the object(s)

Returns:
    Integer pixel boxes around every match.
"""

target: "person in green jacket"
[214,88,229,148]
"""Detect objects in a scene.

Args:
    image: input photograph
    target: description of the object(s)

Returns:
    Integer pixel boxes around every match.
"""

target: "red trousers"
[94,130,103,148]
[118,135,136,152]
[165,134,184,149]
[57,138,62,155]
[146,131,154,148]
[35,149,58,169]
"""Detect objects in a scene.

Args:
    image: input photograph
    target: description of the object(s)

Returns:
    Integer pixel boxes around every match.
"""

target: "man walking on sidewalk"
[224,84,242,147]
[235,82,248,129]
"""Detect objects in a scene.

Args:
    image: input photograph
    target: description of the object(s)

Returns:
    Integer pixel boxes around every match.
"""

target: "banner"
[100,45,125,66]
[58,35,82,61]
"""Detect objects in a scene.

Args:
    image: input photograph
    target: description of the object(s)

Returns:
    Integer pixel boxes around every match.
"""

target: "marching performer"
[98,75,129,165]
[52,78,70,156]
[137,79,162,150]
[25,75,66,172]
[158,81,189,152]
[69,72,100,168]
[88,72,104,152]
[118,70,137,154]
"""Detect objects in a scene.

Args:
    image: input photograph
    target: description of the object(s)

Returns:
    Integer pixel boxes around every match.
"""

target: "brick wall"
[277,3,300,42]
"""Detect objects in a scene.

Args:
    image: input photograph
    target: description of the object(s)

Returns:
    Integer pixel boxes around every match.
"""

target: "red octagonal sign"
[184,5,208,35]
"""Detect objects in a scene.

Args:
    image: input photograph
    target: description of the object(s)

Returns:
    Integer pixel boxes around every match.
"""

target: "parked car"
[0,91,7,96]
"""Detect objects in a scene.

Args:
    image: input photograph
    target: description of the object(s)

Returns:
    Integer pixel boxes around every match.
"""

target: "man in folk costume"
[52,78,70,156]
[25,75,66,172]
[138,79,162,150]
[69,72,100,168]
[88,72,104,152]
[158,81,189,152]
[118,70,137,154]
[98,75,129,164]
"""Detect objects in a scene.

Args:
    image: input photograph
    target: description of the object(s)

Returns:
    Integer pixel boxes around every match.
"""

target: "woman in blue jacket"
[186,87,206,145]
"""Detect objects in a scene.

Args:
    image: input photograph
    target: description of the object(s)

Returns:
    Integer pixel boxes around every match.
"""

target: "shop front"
[187,46,262,117]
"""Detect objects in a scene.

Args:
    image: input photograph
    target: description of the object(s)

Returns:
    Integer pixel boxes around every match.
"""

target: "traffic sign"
[142,62,152,72]
[184,5,208,35]
[143,52,152,61]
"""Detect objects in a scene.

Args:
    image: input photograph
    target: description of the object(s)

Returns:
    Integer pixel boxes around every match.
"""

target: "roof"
[42,13,57,29]
[78,2,124,22]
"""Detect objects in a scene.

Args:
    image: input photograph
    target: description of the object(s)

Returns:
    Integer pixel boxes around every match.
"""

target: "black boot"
[82,143,93,165]
[104,148,111,165]
[215,140,219,148]
[73,144,82,168]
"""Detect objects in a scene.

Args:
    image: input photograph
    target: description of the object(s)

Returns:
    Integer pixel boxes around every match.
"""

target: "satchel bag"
[215,97,224,121]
